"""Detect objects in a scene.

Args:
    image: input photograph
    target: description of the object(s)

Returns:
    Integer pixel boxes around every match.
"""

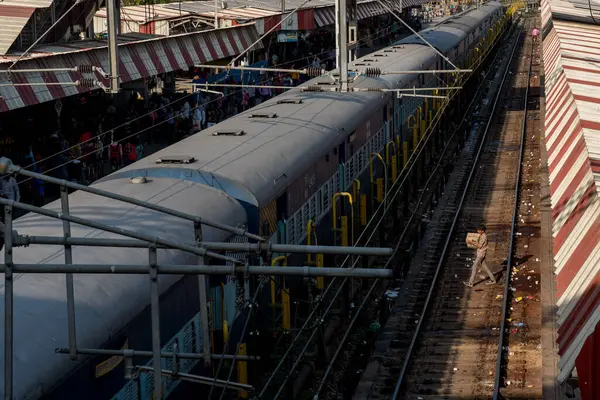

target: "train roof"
[397,2,504,52]
[103,43,437,207]
[0,178,246,399]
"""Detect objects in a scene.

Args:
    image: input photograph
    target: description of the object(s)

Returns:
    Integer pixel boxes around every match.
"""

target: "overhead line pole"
[107,0,120,94]
[336,0,349,92]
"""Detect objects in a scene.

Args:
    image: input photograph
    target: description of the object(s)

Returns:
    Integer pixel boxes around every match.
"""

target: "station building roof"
[541,0,600,394]
[0,24,262,112]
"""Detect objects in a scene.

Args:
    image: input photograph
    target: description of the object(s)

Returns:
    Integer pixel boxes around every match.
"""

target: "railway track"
[352,17,541,400]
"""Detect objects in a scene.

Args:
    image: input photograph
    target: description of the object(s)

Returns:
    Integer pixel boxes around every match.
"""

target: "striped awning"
[0,24,262,112]
[314,1,389,28]
[541,0,600,390]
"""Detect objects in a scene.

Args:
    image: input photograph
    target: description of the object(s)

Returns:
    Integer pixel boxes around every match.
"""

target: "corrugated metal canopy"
[0,4,35,56]
[0,24,263,112]
[546,0,600,24]
[541,0,600,390]
[0,0,54,7]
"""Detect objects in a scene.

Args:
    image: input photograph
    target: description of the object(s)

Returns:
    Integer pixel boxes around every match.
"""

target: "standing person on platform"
[463,224,497,287]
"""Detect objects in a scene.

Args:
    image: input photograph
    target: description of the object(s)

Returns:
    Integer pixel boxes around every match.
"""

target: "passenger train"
[0,2,506,399]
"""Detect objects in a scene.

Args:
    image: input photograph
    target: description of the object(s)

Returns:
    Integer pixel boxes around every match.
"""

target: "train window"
[325,154,330,162]
[333,147,338,156]
[419,73,425,86]
[191,321,197,353]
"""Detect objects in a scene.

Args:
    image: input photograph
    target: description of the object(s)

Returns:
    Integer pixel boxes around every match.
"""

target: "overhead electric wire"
[14,27,396,187]
[261,20,509,398]
[313,25,514,397]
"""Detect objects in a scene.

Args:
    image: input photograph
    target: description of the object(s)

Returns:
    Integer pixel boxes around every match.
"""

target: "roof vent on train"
[277,99,303,104]
[248,113,277,119]
[130,176,147,184]
[155,156,196,164]
[373,53,387,57]
[354,63,371,66]
[363,59,375,62]
[392,46,405,49]
[383,49,396,53]
[212,130,246,136]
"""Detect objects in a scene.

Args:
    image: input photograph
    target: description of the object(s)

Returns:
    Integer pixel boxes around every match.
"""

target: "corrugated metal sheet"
[95,4,193,24]
[403,0,429,8]
[313,1,389,28]
[0,4,35,56]
[1,0,54,7]
[541,0,600,389]
[547,0,600,24]
[0,24,263,112]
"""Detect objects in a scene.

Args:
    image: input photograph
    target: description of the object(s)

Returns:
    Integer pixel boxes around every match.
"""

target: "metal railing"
[0,157,393,399]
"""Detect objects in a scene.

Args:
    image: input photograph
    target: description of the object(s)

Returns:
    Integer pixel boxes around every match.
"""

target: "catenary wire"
[14,27,397,186]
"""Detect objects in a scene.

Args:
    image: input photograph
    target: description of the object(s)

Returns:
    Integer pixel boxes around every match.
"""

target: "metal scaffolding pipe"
[136,366,253,391]
[54,347,260,361]
[194,64,324,76]
[12,234,393,256]
[0,264,393,278]
[0,157,263,242]
[0,198,241,265]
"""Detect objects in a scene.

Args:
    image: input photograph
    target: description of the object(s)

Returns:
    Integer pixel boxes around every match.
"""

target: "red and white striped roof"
[314,1,389,28]
[0,24,262,112]
[541,0,600,387]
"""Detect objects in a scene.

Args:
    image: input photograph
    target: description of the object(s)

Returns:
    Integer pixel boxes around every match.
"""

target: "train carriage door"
[338,141,346,192]
[276,192,288,243]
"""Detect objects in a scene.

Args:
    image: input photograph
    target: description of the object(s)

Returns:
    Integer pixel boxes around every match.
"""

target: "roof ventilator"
[277,99,304,104]
[248,113,277,119]
[155,156,196,164]
[383,49,396,53]
[363,59,375,62]
[130,176,147,184]
[354,63,371,66]
[212,130,246,136]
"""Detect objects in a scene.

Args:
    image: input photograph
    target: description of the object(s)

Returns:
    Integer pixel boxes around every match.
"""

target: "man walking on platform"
[464,224,497,287]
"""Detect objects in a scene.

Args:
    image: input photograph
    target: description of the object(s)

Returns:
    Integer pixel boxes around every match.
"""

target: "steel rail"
[260,18,514,398]
[392,20,527,398]
[313,19,520,398]
[493,29,534,400]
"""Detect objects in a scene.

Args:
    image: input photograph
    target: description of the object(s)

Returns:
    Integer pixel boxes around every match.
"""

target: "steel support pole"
[336,0,349,92]
[148,247,163,399]
[194,223,211,368]
[106,0,120,94]
[0,197,239,265]
[54,347,260,360]
[1,264,394,278]
[4,206,13,400]
[12,235,394,257]
[137,366,253,391]
[60,186,77,360]
[0,158,262,242]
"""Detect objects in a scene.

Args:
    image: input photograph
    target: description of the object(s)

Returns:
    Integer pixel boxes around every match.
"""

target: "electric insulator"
[364,68,381,77]
[76,78,97,88]
[76,65,95,74]
[305,67,321,77]
[366,87,383,92]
